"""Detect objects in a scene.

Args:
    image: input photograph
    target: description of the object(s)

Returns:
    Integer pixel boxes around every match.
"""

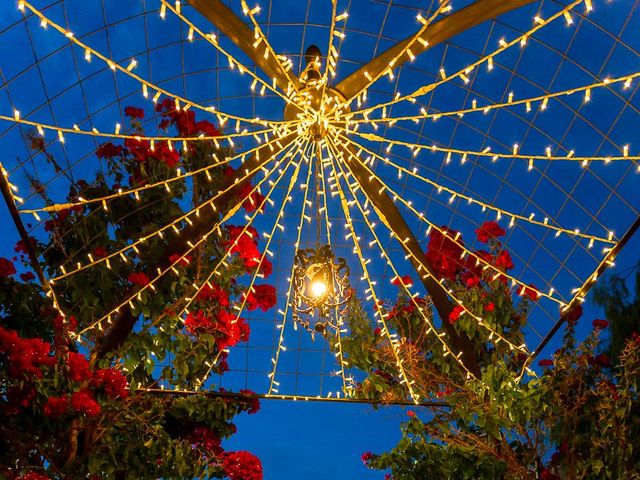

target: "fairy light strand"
[337,130,616,246]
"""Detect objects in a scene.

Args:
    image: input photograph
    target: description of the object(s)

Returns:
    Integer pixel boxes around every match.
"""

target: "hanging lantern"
[291,244,351,334]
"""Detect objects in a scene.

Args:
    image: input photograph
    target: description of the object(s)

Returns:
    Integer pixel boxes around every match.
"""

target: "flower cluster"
[0,326,55,379]
[244,284,277,312]
[221,451,263,480]
[0,257,17,277]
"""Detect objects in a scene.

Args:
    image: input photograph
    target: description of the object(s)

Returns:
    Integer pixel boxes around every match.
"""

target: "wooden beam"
[333,142,481,378]
[334,0,536,102]
[189,0,302,92]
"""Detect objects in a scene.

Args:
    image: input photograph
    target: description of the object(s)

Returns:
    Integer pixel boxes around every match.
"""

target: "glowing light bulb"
[310,280,327,298]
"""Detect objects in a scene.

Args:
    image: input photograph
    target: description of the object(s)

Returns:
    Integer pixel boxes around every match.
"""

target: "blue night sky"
[1,0,640,477]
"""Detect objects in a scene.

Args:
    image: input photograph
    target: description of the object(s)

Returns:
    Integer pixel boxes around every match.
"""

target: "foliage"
[592,260,640,361]
[0,103,272,479]
[339,224,640,479]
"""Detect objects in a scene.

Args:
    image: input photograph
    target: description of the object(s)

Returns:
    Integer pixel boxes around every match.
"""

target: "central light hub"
[283,86,349,140]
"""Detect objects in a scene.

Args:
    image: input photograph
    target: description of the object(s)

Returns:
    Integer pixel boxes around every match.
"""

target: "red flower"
[195,120,220,137]
[361,452,374,464]
[53,315,77,333]
[520,284,540,301]
[222,451,263,480]
[592,319,609,330]
[15,237,37,255]
[538,359,554,367]
[373,327,382,336]
[185,310,216,334]
[197,282,230,307]
[240,389,260,414]
[92,246,108,258]
[0,257,16,277]
[244,284,277,312]
[16,472,51,480]
[225,225,262,269]
[216,310,250,349]
[20,271,35,282]
[448,305,464,324]
[425,227,464,281]
[96,142,125,159]
[169,253,192,267]
[391,275,413,287]
[128,271,150,286]
[0,327,55,378]
[187,425,222,455]
[92,368,129,398]
[461,271,480,288]
[591,353,611,368]
[406,410,416,418]
[5,385,36,414]
[43,396,69,417]
[475,221,506,243]
[564,304,583,326]
[484,302,495,312]
[71,389,101,416]
[67,351,92,382]
[238,183,266,213]
[495,250,514,270]
[124,106,144,119]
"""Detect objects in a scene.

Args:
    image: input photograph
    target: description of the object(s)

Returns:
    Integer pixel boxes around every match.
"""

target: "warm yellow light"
[310,280,327,298]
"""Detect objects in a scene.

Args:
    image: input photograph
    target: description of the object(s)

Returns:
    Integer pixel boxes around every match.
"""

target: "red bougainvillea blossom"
[495,250,514,270]
[70,389,101,417]
[67,351,92,382]
[361,452,374,464]
[244,284,277,312]
[128,271,150,286]
[92,246,109,258]
[519,284,540,301]
[187,426,223,456]
[95,142,125,159]
[484,302,495,312]
[222,451,263,480]
[0,326,55,378]
[592,319,609,329]
[425,227,464,281]
[169,253,192,267]
[475,221,506,243]
[0,257,16,277]
[16,471,50,480]
[564,304,583,326]
[185,309,250,350]
[239,389,260,414]
[124,106,144,119]
[448,305,465,324]
[92,368,129,398]
[225,225,261,269]
[391,275,413,287]
[43,396,69,417]
[155,98,220,137]
[538,359,554,367]
[238,182,266,213]
[197,283,230,307]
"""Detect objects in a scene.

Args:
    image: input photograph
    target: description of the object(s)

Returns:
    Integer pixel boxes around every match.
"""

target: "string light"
[336,131,615,247]
[337,0,588,122]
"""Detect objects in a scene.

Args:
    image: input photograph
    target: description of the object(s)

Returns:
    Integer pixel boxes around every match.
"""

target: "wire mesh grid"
[1,0,639,399]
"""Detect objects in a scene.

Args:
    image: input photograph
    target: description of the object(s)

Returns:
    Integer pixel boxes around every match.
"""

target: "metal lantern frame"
[291,244,352,334]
